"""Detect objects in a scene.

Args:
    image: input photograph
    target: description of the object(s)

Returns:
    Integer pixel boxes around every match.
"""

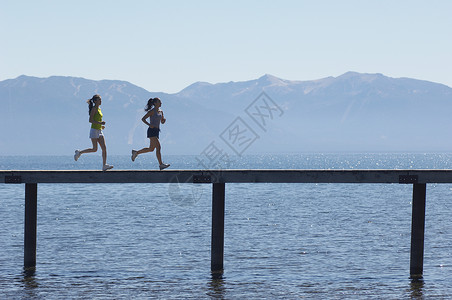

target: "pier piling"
[211,183,225,273]
[24,183,37,270]
[410,183,426,279]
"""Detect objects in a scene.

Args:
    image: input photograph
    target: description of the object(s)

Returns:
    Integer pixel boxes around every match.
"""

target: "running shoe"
[131,150,138,162]
[103,164,114,171]
[159,163,170,170]
[74,150,81,161]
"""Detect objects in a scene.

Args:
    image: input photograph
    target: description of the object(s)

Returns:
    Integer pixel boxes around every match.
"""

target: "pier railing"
[2,169,450,279]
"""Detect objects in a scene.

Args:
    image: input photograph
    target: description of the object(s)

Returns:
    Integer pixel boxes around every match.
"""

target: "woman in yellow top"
[74,94,113,171]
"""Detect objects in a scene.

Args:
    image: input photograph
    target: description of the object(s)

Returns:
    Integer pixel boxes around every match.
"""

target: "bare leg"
[150,137,163,165]
[80,139,98,155]
[136,138,155,155]
[97,135,107,166]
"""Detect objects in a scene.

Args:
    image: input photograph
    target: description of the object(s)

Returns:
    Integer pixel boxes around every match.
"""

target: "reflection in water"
[23,267,36,278]
[208,271,226,299]
[22,267,39,299]
[409,278,424,299]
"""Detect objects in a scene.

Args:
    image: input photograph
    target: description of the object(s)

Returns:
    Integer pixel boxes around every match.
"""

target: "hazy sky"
[1,0,451,93]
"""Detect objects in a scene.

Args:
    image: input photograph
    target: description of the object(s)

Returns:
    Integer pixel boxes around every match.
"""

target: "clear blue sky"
[1,0,451,93]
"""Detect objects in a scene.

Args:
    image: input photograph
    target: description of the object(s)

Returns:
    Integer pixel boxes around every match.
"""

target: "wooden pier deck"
[2,169,452,279]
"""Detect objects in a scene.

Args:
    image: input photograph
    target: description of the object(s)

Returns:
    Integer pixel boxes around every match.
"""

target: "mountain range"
[1,72,452,156]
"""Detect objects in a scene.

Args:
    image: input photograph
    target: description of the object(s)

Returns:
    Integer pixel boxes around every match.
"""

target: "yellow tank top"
[91,108,103,130]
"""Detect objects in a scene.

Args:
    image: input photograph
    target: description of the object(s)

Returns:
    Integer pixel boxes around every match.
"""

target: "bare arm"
[141,110,154,127]
[161,110,166,124]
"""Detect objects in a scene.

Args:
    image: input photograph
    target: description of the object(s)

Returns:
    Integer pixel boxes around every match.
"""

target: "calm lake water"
[1,153,452,299]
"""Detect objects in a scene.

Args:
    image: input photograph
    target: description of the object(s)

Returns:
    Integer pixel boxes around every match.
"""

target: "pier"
[2,169,451,279]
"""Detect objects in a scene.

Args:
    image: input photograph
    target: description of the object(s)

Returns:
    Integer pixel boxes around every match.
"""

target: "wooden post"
[211,183,225,273]
[24,183,38,270]
[410,183,426,279]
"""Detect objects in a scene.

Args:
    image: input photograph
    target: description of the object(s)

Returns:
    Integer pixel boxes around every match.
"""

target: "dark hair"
[86,94,101,115]
[145,97,160,112]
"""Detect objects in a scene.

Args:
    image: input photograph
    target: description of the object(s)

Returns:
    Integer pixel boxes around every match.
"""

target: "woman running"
[74,94,113,171]
[131,97,170,170]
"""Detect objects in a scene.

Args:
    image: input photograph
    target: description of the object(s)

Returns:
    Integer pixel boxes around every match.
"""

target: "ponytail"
[86,98,94,115]
[145,97,160,111]
[87,94,101,115]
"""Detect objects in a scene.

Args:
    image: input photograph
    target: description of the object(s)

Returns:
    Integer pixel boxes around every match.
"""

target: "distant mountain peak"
[337,71,386,81]
[257,74,290,86]
[258,73,282,81]
[177,81,213,96]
